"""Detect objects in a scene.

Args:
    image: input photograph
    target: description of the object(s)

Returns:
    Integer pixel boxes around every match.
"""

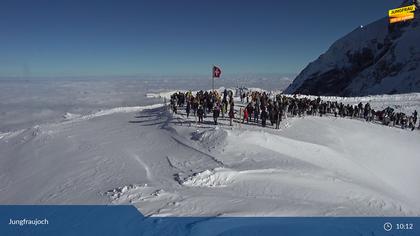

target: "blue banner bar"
[1,206,419,236]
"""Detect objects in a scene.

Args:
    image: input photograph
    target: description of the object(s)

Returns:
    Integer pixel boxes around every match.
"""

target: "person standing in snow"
[221,100,226,119]
[401,114,408,129]
[272,104,279,129]
[197,105,204,123]
[243,107,249,123]
[213,103,220,125]
[172,103,177,114]
[261,107,268,127]
[364,103,371,120]
[284,101,289,119]
[229,102,235,126]
[246,103,253,123]
[334,105,338,118]
[254,102,260,123]
[186,100,191,118]
[277,102,283,129]
[409,116,415,131]
[267,100,274,126]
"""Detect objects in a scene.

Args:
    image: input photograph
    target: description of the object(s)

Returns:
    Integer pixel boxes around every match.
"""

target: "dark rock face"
[294,48,376,96]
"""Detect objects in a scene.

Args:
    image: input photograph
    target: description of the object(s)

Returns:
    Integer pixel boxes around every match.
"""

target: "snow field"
[1,88,419,217]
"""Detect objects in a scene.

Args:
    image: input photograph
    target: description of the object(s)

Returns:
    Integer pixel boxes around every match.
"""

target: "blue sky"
[0,0,399,77]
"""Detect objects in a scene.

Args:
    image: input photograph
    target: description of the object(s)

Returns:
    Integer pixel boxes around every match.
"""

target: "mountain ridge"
[285,0,420,96]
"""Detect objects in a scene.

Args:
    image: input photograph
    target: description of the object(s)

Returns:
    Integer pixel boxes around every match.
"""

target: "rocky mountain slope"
[285,0,420,96]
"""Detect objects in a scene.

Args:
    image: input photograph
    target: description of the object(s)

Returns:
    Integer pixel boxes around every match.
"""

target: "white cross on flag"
[213,66,222,78]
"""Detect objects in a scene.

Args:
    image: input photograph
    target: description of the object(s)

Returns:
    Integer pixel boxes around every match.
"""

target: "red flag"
[213,66,222,78]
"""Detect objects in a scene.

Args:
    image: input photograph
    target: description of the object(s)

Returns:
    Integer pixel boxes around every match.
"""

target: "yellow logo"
[388,4,416,24]
[389,4,416,17]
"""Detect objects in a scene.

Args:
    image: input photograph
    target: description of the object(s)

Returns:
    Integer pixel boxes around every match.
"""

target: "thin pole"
[212,65,214,91]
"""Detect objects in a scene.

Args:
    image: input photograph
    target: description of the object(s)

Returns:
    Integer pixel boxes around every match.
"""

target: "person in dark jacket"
[272,105,279,129]
[228,102,235,126]
[246,103,253,123]
[197,105,204,123]
[261,107,268,127]
[213,103,221,125]
[186,101,191,118]
[254,103,260,123]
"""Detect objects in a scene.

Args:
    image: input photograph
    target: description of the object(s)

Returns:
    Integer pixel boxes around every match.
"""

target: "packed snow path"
[1,101,420,216]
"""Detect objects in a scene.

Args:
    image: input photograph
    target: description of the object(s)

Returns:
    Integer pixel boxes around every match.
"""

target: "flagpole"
[212,65,215,91]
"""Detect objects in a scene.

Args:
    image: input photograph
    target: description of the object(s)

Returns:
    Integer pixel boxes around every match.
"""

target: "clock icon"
[384,222,393,232]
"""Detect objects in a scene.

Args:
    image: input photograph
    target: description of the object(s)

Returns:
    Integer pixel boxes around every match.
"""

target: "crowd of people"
[170,89,235,126]
[169,89,420,131]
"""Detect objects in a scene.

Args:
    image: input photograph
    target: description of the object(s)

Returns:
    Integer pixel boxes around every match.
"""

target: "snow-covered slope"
[1,91,420,216]
[285,0,420,96]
